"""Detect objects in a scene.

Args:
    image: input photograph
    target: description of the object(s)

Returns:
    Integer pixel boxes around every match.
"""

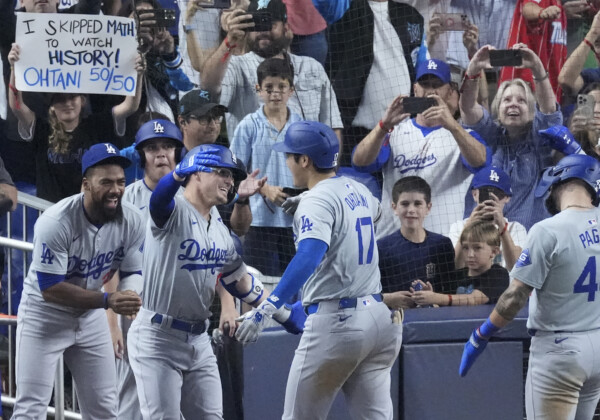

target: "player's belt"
[150,313,207,335]
[305,293,383,315]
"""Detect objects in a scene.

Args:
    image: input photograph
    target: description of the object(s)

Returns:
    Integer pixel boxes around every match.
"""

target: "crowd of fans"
[0,0,599,364]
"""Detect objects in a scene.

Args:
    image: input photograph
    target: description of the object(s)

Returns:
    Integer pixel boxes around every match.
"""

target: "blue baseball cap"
[471,166,512,196]
[82,143,131,175]
[415,59,451,85]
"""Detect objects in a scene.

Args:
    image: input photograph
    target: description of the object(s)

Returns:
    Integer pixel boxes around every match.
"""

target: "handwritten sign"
[15,13,138,96]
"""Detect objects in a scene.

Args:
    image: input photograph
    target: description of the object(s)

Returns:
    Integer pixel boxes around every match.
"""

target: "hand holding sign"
[14,13,139,96]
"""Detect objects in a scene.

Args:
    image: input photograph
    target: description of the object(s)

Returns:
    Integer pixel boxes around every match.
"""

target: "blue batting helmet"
[535,154,600,213]
[272,121,339,169]
[135,119,183,168]
[183,144,247,184]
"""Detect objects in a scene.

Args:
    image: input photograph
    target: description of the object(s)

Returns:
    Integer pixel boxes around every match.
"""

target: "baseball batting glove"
[235,299,278,344]
[538,126,582,155]
[459,318,500,377]
[175,147,221,179]
[272,301,306,334]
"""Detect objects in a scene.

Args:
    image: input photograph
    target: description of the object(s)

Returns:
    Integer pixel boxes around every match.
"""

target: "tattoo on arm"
[495,281,532,322]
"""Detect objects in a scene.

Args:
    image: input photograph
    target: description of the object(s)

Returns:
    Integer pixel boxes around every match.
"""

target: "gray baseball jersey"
[140,194,240,321]
[511,207,600,332]
[511,207,600,420]
[295,176,382,305]
[14,193,144,419]
[283,175,401,420]
[123,179,183,215]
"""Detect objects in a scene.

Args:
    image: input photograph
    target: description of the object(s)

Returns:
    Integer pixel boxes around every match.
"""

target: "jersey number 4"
[574,256,597,302]
[355,217,374,265]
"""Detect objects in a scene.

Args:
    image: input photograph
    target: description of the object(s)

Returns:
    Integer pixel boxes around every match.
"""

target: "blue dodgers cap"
[82,143,131,175]
[471,166,512,196]
[415,59,451,85]
[272,121,339,169]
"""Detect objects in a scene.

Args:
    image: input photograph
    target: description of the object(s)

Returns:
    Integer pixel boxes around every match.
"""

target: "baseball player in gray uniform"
[236,121,403,420]
[12,143,144,419]
[459,154,600,420]
[127,144,304,419]
[108,119,184,420]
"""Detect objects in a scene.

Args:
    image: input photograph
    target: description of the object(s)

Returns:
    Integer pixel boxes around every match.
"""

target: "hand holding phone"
[402,97,437,115]
[489,49,523,67]
[242,11,273,32]
[576,94,596,121]
[433,13,470,32]
[137,9,177,28]
[478,187,493,203]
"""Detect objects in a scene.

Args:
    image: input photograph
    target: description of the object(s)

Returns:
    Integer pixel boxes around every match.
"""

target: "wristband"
[448,294,453,306]
[532,71,549,82]
[478,317,500,339]
[103,292,109,310]
[463,72,481,81]
[221,38,238,63]
[236,196,250,205]
[378,119,393,133]
[585,38,597,53]
[500,222,509,236]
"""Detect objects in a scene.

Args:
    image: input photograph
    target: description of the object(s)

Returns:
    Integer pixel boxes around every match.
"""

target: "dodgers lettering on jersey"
[65,247,124,280]
[178,239,228,274]
[294,176,382,305]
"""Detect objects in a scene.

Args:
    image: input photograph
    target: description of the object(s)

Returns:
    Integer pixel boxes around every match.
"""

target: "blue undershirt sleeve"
[149,171,181,228]
[37,272,65,291]
[267,238,328,308]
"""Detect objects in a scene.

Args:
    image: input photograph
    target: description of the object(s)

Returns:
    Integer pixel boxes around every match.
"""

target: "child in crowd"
[412,220,510,307]
[448,166,527,270]
[378,176,455,310]
[230,57,302,276]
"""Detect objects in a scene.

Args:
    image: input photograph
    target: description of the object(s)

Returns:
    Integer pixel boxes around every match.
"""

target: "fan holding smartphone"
[352,58,489,238]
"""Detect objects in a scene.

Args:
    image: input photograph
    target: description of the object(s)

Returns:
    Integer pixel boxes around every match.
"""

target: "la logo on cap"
[427,60,437,70]
[489,169,499,182]
[153,121,165,134]
[105,143,116,154]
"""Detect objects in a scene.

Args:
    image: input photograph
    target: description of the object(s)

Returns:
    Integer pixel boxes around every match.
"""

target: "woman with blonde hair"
[7,43,144,203]
[458,43,564,230]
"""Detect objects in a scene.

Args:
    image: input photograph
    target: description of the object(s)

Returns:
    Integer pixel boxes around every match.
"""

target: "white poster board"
[14,13,138,96]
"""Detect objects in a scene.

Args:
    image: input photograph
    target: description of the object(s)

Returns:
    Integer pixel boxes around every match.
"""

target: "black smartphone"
[243,11,273,32]
[195,0,231,8]
[478,187,494,203]
[402,97,437,115]
[489,49,523,67]
[282,187,308,197]
[138,9,176,28]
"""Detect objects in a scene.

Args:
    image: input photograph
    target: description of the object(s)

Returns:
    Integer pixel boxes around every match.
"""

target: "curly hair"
[47,107,74,155]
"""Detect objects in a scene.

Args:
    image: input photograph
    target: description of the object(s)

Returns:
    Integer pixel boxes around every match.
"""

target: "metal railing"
[0,192,81,419]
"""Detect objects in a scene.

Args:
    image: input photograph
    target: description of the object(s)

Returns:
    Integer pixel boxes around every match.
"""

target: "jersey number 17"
[355,217,374,265]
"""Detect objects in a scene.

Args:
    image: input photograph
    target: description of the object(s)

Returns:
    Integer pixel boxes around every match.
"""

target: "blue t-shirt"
[377,229,455,293]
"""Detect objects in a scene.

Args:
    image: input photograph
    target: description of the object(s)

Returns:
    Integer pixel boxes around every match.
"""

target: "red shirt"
[499,0,566,100]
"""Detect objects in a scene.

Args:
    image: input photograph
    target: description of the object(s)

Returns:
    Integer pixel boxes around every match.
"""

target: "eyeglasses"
[212,167,234,180]
[189,115,223,125]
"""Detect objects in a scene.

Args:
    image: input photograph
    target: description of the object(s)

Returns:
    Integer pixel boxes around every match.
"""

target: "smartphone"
[195,0,231,8]
[576,94,596,120]
[434,13,470,32]
[243,11,273,32]
[489,49,523,67]
[138,9,176,28]
[282,187,307,197]
[478,187,493,203]
[402,97,437,115]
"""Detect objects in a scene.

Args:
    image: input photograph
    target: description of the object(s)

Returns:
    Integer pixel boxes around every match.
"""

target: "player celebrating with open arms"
[12,144,144,419]
[126,144,304,419]
[236,121,402,420]
[459,154,600,419]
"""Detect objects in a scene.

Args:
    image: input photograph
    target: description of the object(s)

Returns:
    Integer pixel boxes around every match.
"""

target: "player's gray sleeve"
[510,223,557,289]
[30,216,70,276]
[220,234,246,284]
[294,195,335,247]
[119,215,145,274]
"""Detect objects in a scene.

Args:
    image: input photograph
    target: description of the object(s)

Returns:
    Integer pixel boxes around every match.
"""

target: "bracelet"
[463,71,481,81]
[378,119,393,133]
[448,294,453,306]
[500,222,509,236]
[532,71,549,82]
[538,8,544,20]
[221,38,238,63]
[585,38,597,53]
[103,292,109,310]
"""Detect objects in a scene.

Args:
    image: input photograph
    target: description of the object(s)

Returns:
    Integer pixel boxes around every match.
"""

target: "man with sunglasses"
[448,166,528,271]
[353,58,491,239]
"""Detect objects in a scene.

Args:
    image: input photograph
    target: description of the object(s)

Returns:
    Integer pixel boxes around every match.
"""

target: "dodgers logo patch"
[515,249,532,268]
